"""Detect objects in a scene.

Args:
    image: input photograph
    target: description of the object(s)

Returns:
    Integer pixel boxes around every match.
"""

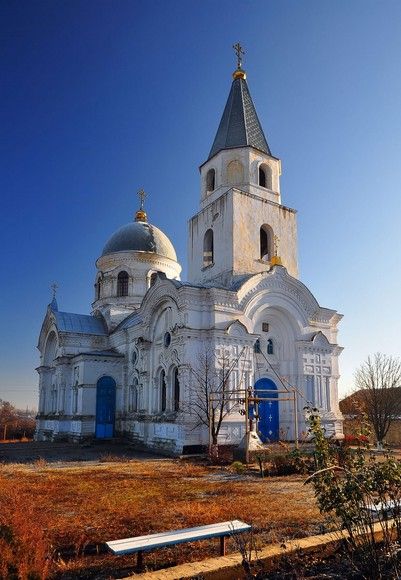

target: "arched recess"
[129,377,139,411]
[95,376,116,438]
[251,305,301,363]
[227,160,244,184]
[259,163,272,189]
[43,331,57,366]
[117,271,129,297]
[260,224,273,261]
[203,229,214,267]
[254,378,279,442]
[241,281,314,330]
[150,305,175,344]
[206,168,215,193]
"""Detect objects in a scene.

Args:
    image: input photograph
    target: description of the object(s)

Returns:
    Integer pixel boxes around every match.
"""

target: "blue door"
[95,376,116,439]
[254,378,279,442]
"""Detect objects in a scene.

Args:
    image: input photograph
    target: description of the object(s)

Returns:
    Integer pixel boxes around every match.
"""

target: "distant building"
[36,54,344,453]
[340,389,401,446]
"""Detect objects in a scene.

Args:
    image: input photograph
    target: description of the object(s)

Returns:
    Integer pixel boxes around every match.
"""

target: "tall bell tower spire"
[187,47,298,288]
[208,43,271,162]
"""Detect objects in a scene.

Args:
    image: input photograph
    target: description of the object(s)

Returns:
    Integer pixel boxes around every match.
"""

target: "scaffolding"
[208,386,299,463]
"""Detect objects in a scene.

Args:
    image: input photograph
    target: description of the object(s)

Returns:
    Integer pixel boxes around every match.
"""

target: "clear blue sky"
[1,0,401,409]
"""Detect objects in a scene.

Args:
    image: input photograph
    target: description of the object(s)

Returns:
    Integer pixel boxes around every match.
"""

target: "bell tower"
[188,46,298,287]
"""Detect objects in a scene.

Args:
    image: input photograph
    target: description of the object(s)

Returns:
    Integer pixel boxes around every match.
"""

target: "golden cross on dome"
[233,42,245,69]
[51,282,58,299]
[138,188,146,210]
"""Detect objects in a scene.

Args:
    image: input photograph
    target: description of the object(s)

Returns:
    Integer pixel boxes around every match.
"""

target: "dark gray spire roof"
[208,76,271,160]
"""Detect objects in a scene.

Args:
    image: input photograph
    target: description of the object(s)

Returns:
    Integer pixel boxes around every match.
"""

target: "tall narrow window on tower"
[260,225,273,261]
[259,166,266,188]
[206,168,215,192]
[203,229,214,267]
[117,271,129,297]
[259,164,272,189]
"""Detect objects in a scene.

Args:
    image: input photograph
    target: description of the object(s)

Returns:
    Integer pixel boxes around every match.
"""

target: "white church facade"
[36,56,344,454]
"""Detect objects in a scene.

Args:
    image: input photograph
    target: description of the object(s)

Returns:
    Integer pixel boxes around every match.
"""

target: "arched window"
[259,166,266,188]
[203,229,214,267]
[117,271,129,297]
[173,367,180,412]
[259,164,272,189]
[206,168,215,192]
[260,225,273,261]
[97,280,101,301]
[160,370,167,412]
[267,339,274,355]
[254,339,261,353]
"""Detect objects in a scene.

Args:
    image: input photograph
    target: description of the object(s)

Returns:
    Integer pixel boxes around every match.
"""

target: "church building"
[36,51,344,453]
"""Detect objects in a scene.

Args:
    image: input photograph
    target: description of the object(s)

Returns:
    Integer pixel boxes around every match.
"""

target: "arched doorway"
[95,376,116,438]
[254,378,279,442]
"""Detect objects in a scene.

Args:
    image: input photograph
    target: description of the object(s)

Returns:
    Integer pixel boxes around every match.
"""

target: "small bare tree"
[189,345,245,455]
[354,353,401,447]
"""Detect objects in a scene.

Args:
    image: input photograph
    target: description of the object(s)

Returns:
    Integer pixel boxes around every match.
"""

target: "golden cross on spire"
[51,282,58,299]
[138,188,146,211]
[233,42,245,69]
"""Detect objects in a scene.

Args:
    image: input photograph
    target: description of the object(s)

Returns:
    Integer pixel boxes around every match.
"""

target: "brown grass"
[0,459,326,579]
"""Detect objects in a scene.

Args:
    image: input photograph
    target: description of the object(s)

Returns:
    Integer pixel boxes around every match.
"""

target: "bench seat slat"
[365,501,397,512]
[107,520,251,555]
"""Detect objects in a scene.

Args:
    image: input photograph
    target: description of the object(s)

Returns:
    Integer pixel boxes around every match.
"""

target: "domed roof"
[101,219,177,261]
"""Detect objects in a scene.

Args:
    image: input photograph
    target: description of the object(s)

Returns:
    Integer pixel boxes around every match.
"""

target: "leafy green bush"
[230,460,246,474]
[260,450,315,476]
[305,406,401,578]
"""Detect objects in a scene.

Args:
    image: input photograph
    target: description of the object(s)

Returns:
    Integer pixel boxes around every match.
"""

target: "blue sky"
[1,0,401,409]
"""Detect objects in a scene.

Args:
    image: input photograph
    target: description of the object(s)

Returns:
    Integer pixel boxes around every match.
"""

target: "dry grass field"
[0,457,326,579]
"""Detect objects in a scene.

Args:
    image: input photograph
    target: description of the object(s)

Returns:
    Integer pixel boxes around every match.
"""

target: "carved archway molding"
[238,267,320,325]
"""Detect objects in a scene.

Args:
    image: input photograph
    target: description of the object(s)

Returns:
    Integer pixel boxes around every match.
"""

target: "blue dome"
[102,220,177,261]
